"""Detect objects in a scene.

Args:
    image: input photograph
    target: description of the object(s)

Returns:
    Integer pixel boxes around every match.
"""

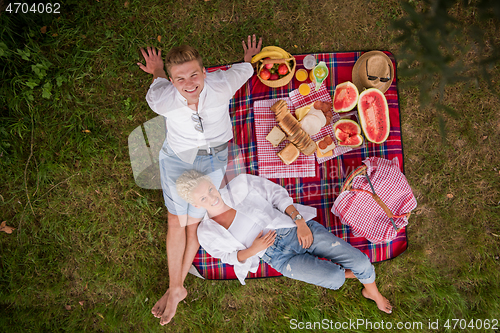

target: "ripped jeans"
[262,220,375,290]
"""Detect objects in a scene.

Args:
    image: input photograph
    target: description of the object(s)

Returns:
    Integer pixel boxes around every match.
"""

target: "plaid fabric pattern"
[332,157,417,243]
[254,97,316,178]
[192,51,408,280]
[288,82,359,165]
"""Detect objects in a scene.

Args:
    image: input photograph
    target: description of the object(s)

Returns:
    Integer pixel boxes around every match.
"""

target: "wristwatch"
[292,213,303,222]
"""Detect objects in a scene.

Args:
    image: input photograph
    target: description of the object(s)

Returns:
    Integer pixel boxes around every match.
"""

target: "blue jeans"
[262,220,375,290]
[159,143,228,218]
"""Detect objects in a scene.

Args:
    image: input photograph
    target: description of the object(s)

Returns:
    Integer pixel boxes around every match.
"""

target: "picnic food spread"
[259,49,392,167]
[264,97,339,165]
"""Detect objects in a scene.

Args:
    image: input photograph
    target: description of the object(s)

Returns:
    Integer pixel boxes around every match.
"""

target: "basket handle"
[350,174,411,231]
[261,57,295,65]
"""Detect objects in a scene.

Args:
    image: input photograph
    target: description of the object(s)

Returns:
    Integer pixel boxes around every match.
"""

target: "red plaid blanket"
[192,51,407,280]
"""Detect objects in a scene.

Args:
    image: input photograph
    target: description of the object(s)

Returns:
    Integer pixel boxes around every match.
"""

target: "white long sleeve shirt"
[145,62,254,164]
[197,174,317,285]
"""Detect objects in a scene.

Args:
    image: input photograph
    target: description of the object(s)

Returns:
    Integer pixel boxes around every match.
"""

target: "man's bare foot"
[151,289,169,318]
[362,288,393,314]
[160,287,188,325]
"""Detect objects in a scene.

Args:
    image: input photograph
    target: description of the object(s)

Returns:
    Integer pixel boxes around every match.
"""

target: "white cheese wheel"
[300,114,322,136]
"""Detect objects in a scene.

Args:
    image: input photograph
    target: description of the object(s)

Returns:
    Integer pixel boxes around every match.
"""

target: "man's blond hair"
[165,45,203,76]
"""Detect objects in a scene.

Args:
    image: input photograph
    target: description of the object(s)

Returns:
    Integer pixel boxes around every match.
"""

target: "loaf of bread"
[270,100,317,156]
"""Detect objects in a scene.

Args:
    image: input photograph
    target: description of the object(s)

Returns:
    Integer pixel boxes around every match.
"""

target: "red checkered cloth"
[192,51,408,281]
[289,82,358,164]
[254,97,316,178]
[254,83,364,177]
[332,157,417,243]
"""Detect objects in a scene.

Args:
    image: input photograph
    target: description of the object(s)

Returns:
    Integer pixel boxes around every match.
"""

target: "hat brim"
[352,51,394,94]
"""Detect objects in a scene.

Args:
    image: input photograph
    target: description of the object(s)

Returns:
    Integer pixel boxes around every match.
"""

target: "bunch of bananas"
[251,46,291,64]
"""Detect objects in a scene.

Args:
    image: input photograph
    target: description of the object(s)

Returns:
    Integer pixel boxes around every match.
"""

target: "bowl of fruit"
[251,46,296,88]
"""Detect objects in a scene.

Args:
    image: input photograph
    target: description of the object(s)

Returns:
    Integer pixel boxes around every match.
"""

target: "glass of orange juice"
[299,83,311,96]
[295,69,308,82]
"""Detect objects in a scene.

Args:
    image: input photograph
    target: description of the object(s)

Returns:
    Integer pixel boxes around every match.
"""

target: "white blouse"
[197,174,317,285]
[145,62,254,164]
[228,211,271,258]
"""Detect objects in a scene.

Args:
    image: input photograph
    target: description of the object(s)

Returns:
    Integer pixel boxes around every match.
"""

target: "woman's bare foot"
[160,287,188,325]
[362,288,393,314]
[151,289,170,318]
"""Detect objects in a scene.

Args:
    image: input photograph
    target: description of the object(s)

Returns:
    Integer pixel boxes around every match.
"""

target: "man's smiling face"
[169,60,206,105]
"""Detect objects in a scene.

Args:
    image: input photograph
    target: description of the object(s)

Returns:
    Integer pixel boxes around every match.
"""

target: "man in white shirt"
[136,35,262,325]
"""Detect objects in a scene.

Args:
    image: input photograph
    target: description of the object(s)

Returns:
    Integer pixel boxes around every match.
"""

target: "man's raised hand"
[243,34,263,63]
[137,47,167,79]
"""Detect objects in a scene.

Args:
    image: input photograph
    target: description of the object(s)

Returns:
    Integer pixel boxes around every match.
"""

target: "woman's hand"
[237,230,276,263]
[242,34,263,62]
[250,230,276,252]
[296,222,313,249]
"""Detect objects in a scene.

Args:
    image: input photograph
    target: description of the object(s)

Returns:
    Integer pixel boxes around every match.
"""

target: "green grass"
[1,0,499,332]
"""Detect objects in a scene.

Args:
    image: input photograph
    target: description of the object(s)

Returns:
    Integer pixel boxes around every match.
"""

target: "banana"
[251,50,285,63]
[261,46,289,58]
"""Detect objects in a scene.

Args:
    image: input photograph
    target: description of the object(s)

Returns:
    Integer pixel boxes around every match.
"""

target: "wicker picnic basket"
[256,56,296,88]
[341,164,412,232]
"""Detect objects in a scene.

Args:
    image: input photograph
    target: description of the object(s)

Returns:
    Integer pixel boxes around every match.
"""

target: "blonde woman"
[176,170,393,314]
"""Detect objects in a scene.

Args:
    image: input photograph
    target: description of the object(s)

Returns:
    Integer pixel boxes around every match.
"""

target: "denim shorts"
[158,142,228,218]
[262,220,375,290]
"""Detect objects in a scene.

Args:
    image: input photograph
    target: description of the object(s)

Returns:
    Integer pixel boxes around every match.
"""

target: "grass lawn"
[1,0,499,332]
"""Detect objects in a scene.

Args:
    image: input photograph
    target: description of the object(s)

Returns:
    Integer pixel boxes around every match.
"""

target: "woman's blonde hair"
[176,170,212,205]
[165,45,203,76]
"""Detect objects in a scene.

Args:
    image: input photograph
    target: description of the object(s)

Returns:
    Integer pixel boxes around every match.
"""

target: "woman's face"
[191,180,225,213]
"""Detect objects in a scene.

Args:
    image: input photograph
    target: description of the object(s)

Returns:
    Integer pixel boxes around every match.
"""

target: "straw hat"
[352,51,394,93]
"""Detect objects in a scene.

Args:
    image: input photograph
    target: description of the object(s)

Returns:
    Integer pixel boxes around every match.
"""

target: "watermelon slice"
[335,128,349,142]
[333,81,359,113]
[357,88,390,144]
[339,134,363,147]
[332,119,364,147]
